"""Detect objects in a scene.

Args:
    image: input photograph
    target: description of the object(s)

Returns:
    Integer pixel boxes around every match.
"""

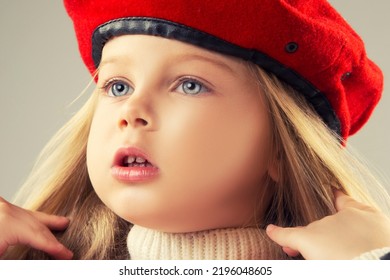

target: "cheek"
[86,103,117,196]
[84,92,272,231]
[160,97,271,208]
[87,106,109,163]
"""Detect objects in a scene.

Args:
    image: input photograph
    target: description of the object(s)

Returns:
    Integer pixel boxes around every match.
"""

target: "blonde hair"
[4,64,389,259]
[251,65,390,227]
[4,86,130,259]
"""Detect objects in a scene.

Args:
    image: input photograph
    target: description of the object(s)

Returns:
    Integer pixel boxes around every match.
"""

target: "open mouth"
[122,156,154,167]
[113,147,157,169]
[112,147,159,183]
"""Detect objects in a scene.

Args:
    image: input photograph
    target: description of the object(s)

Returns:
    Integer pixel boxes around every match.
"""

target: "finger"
[266,224,303,251]
[30,239,73,260]
[0,240,9,257]
[282,246,300,257]
[0,199,73,259]
[1,198,70,232]
[16,224,73,260]
[333,190,365,212]
[30,211,70,231]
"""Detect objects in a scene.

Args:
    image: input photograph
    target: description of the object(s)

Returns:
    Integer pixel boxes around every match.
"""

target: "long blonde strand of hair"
[4,90,130,259]
[251,65,390,228]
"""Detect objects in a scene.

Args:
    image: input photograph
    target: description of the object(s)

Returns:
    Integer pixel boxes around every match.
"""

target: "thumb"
[333,190,365,212]
[266,224,302,257]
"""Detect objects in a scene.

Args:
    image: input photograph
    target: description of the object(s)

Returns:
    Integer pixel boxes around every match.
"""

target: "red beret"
[64,0,383,140]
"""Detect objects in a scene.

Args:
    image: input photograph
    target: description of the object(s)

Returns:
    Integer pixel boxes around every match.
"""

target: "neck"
[127,225,287,259]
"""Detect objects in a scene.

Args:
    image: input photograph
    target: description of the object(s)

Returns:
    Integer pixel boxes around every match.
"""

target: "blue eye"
[177,79,208,95]
[107,81,133,97]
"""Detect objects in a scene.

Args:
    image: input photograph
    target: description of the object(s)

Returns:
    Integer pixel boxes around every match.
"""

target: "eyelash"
[99,76,211,97]
[173,77,211,95]
[100,77,130,94]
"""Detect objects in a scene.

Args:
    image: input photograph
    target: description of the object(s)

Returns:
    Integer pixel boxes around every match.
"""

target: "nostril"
[136,118,148,126]
[119,119,128,128]
[118,117,149,129]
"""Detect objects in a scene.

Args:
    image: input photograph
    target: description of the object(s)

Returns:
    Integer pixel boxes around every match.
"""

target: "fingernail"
[59,216,70,223]
[65,249,74,260]
[266,224,276,232]
[56,244,73,260]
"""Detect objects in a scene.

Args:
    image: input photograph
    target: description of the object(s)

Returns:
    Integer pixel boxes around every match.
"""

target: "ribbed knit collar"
[127,225,288,260]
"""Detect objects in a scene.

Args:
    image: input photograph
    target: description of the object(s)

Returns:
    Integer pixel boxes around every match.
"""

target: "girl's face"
[87,35,274,232]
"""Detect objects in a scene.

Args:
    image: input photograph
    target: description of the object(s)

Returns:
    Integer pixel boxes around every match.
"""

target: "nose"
[118,91,156,131]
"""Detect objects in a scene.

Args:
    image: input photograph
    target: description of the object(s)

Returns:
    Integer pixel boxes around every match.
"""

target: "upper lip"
[112,147,157,168]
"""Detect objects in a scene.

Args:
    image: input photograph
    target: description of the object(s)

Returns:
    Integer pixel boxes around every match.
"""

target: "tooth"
[126,156,136,164]
[135,157,146,163]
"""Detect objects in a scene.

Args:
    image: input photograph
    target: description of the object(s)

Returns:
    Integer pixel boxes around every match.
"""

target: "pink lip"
[111,147,159,183]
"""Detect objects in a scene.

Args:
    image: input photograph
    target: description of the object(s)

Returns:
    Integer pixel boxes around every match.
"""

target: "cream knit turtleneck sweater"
[127,225,289,260]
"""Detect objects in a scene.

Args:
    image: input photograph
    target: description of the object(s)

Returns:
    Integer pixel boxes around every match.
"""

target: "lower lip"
[111,166,159,183]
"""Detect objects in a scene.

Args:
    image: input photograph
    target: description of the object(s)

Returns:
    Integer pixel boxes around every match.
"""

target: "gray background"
[0,1,389,201]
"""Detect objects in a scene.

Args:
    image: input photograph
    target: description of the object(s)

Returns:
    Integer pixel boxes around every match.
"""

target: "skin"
[87,35,274,232]
[1,191,390,259]
[0,197,73,259]
[266,191,390,259]
[0,36,389,259]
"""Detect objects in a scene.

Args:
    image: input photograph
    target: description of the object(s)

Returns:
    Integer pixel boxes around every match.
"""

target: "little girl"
[1,0,390,260]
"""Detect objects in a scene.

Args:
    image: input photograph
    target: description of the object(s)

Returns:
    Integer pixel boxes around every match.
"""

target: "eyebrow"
[99,52,237,75]
[173,53,237,75]
[99,57,121,69]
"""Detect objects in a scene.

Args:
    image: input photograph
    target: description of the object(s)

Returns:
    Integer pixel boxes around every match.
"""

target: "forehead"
[100,35,246,73]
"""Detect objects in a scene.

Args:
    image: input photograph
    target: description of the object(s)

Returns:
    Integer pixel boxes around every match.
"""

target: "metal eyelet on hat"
[341,72,351,81]
[285,42,299,53]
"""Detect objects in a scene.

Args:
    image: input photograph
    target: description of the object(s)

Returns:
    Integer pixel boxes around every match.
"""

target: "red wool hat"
[64,0,383,140]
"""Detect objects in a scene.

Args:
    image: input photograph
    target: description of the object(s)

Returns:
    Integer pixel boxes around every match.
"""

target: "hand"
[266,190,390,259]
[0,196,73,259]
